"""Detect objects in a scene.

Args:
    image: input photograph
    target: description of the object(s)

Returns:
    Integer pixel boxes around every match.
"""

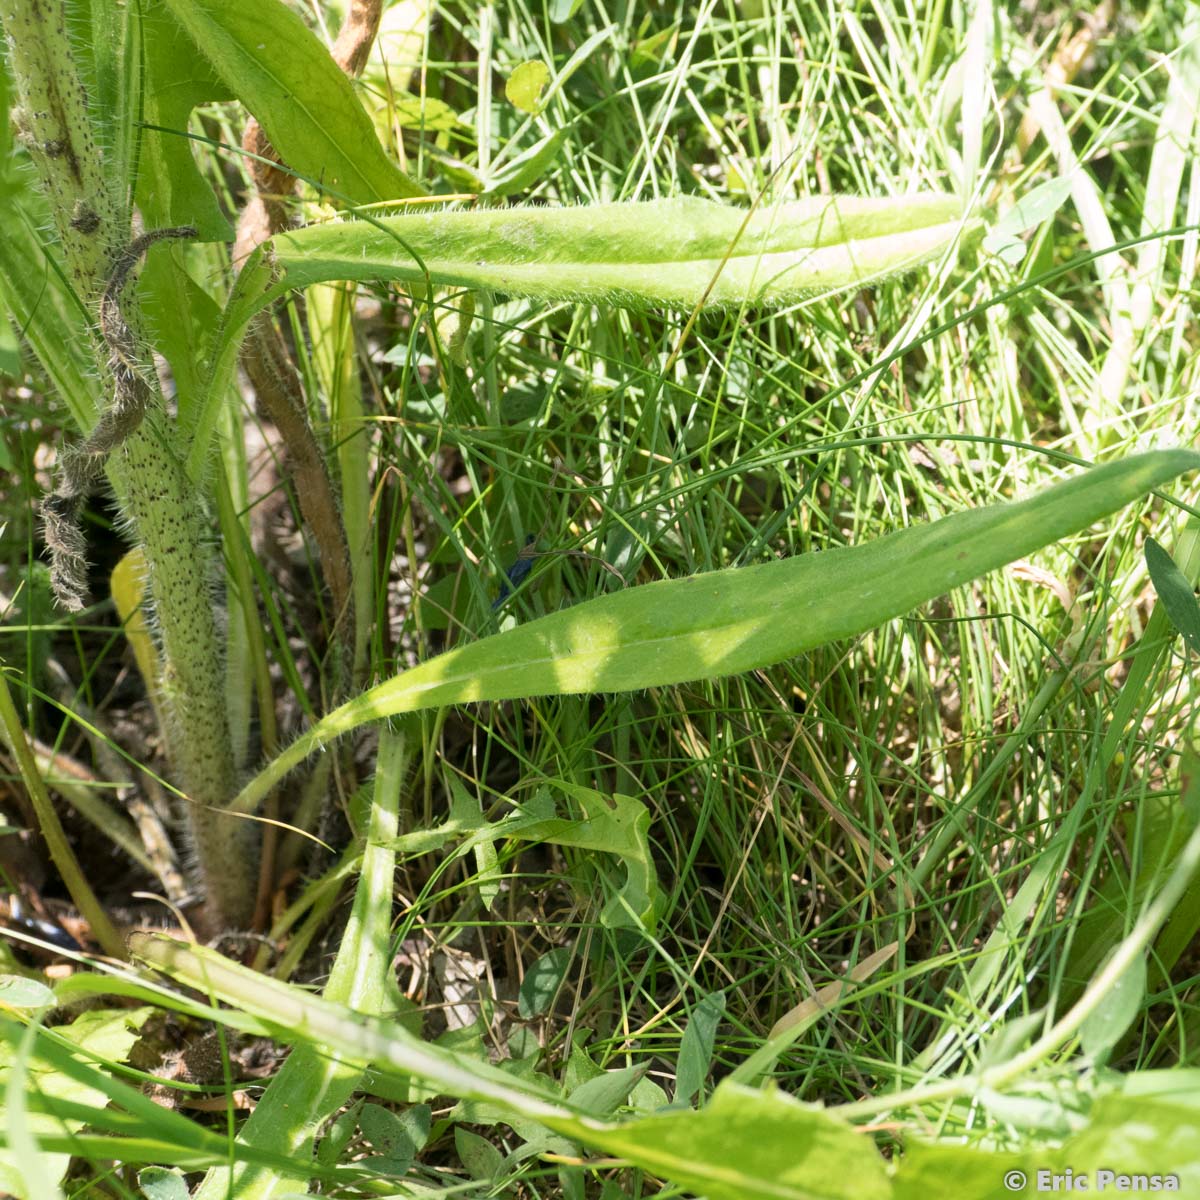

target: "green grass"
[2,0,1200,1197]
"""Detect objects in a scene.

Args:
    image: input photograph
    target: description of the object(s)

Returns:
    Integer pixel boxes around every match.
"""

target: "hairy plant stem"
[3,0,254,927]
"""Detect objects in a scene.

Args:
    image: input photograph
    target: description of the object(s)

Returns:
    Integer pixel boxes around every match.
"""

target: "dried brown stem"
[233,0,384,926]
[241,319,356,682]
[229,0,384,685]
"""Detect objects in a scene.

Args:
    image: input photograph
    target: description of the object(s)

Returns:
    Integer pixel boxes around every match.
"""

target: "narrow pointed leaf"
[263,192,963,309]
[192,730,408,1200]
[230,450,1200,817]
[1145,536,1200,653]
[157,0,422,205]
[186,192,961,486]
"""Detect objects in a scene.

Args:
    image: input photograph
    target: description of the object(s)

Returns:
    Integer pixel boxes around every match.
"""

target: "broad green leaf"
[1145,536,1200,653]
[156,0,422,206]
[1121,1068,1200,1108]
[977,1011,1046,1074]
[0,977,54,1009]
[506,60,551,113]
[983,176,1073,265]
[549,0,584,23]
[395,782,661,931]
[358,1101,429,1172]
[137,6,234,240]
[455,1127,504,1180]
[518,783,660,930]
[675,991,726,1105]
[390,94,464,131]
[137,248,224,425]
[230,450,1200,819]
[568,1065,648,1116]
[316,1099,362,1168]
[137,1166,190,1200]
[519,947,572,1019]
[892,1093,1200,1197]
[487,128,567,196]
[583,1083,890,1200]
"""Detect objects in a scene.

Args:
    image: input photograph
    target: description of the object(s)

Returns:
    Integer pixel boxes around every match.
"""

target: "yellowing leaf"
[111,549,166,729]
[505,60,551,113]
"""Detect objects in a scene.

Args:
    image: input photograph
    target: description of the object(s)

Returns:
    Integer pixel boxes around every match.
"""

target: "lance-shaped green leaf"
[1145,536,1200,654]
[264,192,963,308]
[185,192,962,475]
[228,449,1200,817]
[157,0,422,207]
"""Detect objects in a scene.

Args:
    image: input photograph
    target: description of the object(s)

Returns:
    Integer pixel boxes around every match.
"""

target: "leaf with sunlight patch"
[395,781,662,931]
[258,192,963,309]
[0,976,54,1010]
[188,191,961,481]
[126,937,892,1200]
[581,1082,891,1200]
[0,1007,156,1200]
[892,1093,1200,1198]
[230,450,1200,820]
